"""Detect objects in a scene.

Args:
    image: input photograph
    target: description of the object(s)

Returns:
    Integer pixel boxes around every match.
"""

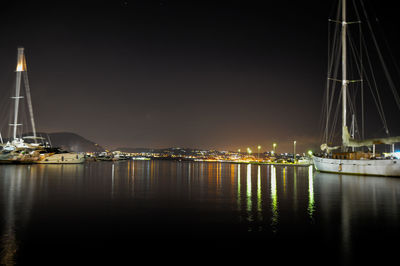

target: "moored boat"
[312,0,400,176]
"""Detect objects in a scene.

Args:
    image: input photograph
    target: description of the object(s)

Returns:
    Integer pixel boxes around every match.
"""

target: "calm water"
[1,161,399,265]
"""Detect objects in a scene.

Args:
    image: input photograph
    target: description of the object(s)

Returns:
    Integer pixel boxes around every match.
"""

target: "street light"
[258,145,261,160]
[273,143,277,154]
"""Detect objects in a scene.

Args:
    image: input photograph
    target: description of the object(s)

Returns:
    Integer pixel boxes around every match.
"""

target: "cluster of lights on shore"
[239,141,313,159]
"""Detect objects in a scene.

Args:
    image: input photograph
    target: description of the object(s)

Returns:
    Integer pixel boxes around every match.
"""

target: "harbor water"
[1,161,399,265]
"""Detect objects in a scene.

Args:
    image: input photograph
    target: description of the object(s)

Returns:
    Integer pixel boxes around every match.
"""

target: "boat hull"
[35,153,85,164]
[312,156,400,176]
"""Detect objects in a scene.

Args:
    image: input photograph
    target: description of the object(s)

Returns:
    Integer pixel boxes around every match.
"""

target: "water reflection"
[257,165,261,213]
[246,164,252,215]
[0,166,35,265]
[237,164,241,211]
[1,162,400,264]
[308,165,315,220]
[270,165,278,232]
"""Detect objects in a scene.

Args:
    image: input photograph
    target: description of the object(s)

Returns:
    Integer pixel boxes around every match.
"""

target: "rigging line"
[328,88,341,144]
[360,0,400,114]
[330,93,341,144]
[325,21,338,142]
[325,19,331,143]
[360,16,364,140]
[350,0,365,140]
[360,30,389,135]
[378,22,400,85]
[22,70,37,141]
[349,15,390,135]
[326,27,341,121]
[354,0,389,136]
[328,42,341,127]
[323,13,342,143]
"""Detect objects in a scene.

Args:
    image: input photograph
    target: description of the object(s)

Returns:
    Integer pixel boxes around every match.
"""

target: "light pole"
[293,141,296,162]
[273,143,277,154]
[257,145,261,160]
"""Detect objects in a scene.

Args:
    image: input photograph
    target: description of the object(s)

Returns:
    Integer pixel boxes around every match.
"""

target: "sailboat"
[312,0,400,176]
[0,47,85,164]
[0,47,43,163]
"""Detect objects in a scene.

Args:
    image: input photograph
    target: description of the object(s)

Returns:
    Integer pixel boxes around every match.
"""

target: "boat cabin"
[332,151,375,160]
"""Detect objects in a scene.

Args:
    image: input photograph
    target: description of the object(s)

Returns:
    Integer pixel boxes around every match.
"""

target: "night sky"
[1,0,400,152]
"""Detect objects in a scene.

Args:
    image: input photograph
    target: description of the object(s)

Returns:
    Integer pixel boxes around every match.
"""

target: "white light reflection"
[271,165,278,232]
[131,161,135,197]
[247,164,252,215]
[111,163,115,198]
[308,165,315,219]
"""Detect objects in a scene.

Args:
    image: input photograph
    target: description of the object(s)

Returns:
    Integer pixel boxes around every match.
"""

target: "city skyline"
[1,0,400,152]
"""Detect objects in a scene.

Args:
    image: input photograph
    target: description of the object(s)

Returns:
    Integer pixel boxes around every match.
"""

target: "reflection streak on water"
[308,165,315,219]
[111,163,115,198]
[237,164,241,211]
[270,165,278,231]
[246,164,252,216]
[283,167,286,195]
[257,165,261,213]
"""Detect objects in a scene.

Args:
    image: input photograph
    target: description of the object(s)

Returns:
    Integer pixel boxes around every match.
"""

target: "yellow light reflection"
[271,165,278,232]
[257,165,261,213]
[308,165,315,219]
[237,164,241,211]
[111,163,115,198]
[247,164,251,214]
[283,167,287,195]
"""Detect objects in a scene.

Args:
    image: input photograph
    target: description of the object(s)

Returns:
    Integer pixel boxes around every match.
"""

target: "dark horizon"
[1,0,400,153]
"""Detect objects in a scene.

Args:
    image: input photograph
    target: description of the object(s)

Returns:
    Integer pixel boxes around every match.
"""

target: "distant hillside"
[32,132,104,152]
[116,147,157,153]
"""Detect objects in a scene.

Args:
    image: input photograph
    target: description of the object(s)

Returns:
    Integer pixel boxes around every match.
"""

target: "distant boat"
[312,0,400,176]
[35,148,85,164]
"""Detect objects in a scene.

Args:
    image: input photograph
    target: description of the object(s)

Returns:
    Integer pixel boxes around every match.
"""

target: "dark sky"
[1,0,400,152]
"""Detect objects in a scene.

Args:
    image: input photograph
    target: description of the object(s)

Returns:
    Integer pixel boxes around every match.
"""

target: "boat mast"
[11,47,25,140]
[10,47,37,142]
[341,0,348,150]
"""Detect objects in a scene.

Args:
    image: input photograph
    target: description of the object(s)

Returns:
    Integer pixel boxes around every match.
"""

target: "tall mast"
[10,47,37,141]
[341,0,348,148]
[11,47,25,140]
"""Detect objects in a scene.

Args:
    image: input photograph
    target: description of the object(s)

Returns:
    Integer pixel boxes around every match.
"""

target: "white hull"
[36,153,85,164]
[312,156,400,176]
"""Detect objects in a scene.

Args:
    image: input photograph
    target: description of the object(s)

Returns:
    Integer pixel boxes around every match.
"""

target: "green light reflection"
[271,165,278,232]
[308,165,315,219]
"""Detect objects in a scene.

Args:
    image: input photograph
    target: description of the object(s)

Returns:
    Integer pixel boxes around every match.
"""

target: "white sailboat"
[313,0,400,176]
[0,47,43,163]
[0,47,84,164]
